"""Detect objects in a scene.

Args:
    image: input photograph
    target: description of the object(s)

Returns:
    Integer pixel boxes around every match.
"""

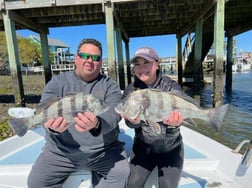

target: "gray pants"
[27,146,130,188]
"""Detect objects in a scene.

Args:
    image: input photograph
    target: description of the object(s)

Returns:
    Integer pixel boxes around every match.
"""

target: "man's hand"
[162,110,183,127]
[44,117,70,132]
[74,111,100,132]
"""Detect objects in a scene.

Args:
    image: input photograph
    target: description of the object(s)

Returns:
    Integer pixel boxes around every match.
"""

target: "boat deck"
[0,134,206,165]
[0,123,249,188]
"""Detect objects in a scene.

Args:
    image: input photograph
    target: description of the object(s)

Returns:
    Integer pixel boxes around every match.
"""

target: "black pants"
[127,142,184,188]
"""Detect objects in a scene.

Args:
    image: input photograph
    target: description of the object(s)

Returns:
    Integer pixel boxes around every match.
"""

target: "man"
[28,38,129,188]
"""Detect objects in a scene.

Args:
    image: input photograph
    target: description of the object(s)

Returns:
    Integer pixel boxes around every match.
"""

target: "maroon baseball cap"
[131,47,159,63]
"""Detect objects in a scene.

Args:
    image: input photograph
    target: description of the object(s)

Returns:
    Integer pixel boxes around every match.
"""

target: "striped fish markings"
[8,93,108,137]
[115,89,229,133]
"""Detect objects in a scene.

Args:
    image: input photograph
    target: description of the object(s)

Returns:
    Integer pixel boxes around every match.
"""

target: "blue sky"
[17,24,252,58]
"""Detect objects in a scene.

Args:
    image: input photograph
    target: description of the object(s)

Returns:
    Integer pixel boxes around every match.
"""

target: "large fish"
[8,92,108,137]
[115,89,228,133]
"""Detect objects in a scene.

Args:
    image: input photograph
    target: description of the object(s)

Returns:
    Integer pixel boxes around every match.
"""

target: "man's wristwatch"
[94,119,100,129]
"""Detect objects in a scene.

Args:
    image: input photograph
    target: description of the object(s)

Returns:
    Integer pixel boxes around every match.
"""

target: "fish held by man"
[115,89,229,132]
[8,93,108,137]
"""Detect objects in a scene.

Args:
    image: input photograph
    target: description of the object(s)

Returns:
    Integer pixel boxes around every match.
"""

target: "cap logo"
[135,48,150,56]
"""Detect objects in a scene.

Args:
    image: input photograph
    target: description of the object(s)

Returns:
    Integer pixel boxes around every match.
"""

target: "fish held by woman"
[8,93,108,137]
[115,89,229,132]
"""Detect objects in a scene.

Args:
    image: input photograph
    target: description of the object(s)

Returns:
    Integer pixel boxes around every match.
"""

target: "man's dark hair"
[77,38,102,57]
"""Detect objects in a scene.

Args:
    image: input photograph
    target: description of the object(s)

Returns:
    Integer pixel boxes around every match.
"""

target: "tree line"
[0,31,54,69]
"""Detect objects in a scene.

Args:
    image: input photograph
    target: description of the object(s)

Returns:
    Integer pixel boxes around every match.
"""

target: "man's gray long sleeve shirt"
[40,71,123,161]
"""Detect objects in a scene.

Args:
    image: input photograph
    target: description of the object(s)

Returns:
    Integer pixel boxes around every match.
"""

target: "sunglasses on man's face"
[78,53,101,61]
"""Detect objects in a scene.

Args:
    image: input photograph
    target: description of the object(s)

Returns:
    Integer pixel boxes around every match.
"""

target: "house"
[29,35,70,53]
[29,35,75,73]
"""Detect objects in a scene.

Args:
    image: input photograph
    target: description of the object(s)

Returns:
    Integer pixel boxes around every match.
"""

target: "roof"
[0,0,251,40]
[29,35,70,48]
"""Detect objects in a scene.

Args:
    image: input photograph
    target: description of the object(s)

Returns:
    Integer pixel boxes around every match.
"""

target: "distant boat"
[233,62,251,72]
[0,110,251,188]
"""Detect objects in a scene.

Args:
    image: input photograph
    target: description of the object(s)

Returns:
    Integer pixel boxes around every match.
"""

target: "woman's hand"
[162,110,183,127]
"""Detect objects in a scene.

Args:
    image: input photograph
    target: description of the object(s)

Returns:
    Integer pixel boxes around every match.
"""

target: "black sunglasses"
[78,53,101,61]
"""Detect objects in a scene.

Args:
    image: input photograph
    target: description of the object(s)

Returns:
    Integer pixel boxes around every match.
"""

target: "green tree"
[0,32,55,67]
[17,37,42,66]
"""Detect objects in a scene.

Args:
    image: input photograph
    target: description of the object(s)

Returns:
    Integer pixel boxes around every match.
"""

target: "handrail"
[232,139,252,168]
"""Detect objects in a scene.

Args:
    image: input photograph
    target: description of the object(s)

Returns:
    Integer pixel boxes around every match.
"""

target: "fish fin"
[209,104,229,132]
[35,96,60,114]
[70,108,105,117]
[175,92,200,107]
[147,120,161,134]
[167,90,201,107]
[148,88,162,93]
[171,104,178,111]
[65,92,79,97]
[8,118,31,137]
[183,118,198,127]
[71,110,80,117]
[145,88,200,107]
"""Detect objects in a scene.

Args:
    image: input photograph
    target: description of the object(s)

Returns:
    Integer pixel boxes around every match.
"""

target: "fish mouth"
[114,103,125,115]
[115,104,140,120]
[124,109,141,120]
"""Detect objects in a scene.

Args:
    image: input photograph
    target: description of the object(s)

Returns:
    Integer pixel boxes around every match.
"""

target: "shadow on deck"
[0,95,41,104]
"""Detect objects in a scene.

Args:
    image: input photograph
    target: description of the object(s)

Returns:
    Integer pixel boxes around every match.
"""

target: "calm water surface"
[193,70,252,151]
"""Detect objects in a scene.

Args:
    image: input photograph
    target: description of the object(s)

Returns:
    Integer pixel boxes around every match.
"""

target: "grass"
[0,74,45,95]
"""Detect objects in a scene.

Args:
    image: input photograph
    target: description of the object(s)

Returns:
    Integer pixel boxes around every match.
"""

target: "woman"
[123,46,185,188]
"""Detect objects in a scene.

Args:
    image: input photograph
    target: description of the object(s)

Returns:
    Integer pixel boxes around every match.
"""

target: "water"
[191,70,252,152]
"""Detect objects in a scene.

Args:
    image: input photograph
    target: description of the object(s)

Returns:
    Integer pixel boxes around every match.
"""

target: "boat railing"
[232,139,252,168]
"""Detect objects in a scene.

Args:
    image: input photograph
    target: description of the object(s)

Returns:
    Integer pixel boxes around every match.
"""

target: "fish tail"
[209,104,229,132]
[8,118,31,137]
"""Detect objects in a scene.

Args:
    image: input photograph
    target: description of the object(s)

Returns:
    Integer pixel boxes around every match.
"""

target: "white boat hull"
[232,63,251,72]
[0,120,251,188]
